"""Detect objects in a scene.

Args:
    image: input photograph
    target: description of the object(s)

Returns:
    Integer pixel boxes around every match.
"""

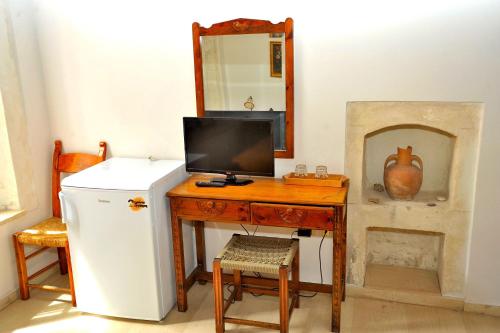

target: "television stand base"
[211,176,254,186]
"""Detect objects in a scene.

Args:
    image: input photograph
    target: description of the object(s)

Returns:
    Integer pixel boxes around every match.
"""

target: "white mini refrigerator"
[59,157,193,321]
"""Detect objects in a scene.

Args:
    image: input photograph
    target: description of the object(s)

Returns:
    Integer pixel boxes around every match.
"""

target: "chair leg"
[12,234,30,300]
[234,269,242,301]
[65,241,76,307]
[57,247,68,275]
[213,259,225,333]
[279,265,289,333]
[292,246,300,308]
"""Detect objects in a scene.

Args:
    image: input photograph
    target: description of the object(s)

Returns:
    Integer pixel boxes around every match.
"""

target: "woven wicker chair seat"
[217,234,299,275]
[17,217,67,247]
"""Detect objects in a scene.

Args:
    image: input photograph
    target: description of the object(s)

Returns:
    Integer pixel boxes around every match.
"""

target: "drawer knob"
[254,214,264,221]
[197,200,227,215]
[275,207,308,224]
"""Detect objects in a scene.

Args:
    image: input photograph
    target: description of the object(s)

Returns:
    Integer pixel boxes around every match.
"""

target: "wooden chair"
[12,140,107,306]
[213,234,300,333]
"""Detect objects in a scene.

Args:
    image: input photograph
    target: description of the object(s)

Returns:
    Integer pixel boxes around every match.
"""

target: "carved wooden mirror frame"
[192,18,294,158]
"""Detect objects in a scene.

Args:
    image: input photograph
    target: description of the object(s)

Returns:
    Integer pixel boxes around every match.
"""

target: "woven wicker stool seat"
[219,235,298,275]
[213,234,300,333]
[17,217,67,247]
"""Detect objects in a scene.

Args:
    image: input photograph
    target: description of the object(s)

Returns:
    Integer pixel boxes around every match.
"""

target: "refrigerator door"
[61,186,165,320]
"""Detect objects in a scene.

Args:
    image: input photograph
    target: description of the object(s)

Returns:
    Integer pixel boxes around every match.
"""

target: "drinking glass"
[294,164,307,177]
[315,165,328,179]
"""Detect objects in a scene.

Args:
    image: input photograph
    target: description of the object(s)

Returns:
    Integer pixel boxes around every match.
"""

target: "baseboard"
[0,265,60,312]
[346,284,464,311]
[0,290,18,312]
[464,302,500,317]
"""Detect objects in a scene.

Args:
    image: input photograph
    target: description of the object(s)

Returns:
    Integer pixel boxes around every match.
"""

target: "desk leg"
[194,221,207,284]
[171,211,187,312]
[342,207,347,302]
[332,208,342,333]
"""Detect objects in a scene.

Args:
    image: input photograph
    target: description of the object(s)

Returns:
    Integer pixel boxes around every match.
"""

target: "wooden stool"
[213,234,300,333]
[12,140,106,306]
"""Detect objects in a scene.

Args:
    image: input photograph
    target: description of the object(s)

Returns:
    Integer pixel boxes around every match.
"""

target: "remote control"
[195,181,226,187]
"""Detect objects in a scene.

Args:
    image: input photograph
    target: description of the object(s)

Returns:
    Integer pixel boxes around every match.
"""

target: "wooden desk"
[167,175,348,332]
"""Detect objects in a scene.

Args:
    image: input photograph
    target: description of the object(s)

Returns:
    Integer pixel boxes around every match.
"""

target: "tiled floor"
[1,274,500,333]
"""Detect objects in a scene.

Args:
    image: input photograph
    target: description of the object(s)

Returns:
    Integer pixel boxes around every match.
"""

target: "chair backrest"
[51,140,107,218]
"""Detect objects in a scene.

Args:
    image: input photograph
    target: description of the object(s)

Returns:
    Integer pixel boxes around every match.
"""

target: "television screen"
[183,117,274,177]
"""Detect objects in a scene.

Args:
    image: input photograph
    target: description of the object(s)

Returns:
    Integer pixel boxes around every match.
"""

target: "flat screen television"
[183,117,274,185]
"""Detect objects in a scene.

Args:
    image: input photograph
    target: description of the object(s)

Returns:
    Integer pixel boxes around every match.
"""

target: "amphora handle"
[384,154,398,170]
[412,155,423,171]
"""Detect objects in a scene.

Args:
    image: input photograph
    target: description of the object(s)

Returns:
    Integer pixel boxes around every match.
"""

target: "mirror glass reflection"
[201,33,286,150]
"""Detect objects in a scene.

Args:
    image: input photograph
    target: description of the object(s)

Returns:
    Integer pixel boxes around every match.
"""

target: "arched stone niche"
[363,124,455,203]
[345,102,483,298]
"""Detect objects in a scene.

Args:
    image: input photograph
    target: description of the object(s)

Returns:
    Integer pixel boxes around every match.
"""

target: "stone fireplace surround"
[345,102,483,298]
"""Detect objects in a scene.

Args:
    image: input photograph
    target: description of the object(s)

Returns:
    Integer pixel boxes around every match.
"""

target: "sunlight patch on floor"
[13,315,111,333]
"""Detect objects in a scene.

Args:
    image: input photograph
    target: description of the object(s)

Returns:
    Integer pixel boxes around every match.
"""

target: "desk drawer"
[171,197,250,222]
[251,203,334,230]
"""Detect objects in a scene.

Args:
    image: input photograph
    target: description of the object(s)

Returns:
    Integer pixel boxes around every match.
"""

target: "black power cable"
[252,226,259,236]
[240,224,250,235]
[298,230,327,298]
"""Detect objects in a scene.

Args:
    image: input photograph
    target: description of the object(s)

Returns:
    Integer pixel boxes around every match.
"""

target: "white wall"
[466,98,500,303]
[0,0,54,303]
[31,0,500,305]
[0,92,20,210]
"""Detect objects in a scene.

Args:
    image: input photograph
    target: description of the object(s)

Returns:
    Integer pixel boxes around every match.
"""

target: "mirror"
[192,18,294,158]
[201,34,287,150]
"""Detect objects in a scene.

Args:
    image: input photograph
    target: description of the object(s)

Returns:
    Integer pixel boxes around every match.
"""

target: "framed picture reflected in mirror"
[270,41,282,78]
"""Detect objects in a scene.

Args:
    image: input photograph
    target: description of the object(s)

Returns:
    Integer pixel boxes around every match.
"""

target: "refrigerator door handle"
[59,192,74,225]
